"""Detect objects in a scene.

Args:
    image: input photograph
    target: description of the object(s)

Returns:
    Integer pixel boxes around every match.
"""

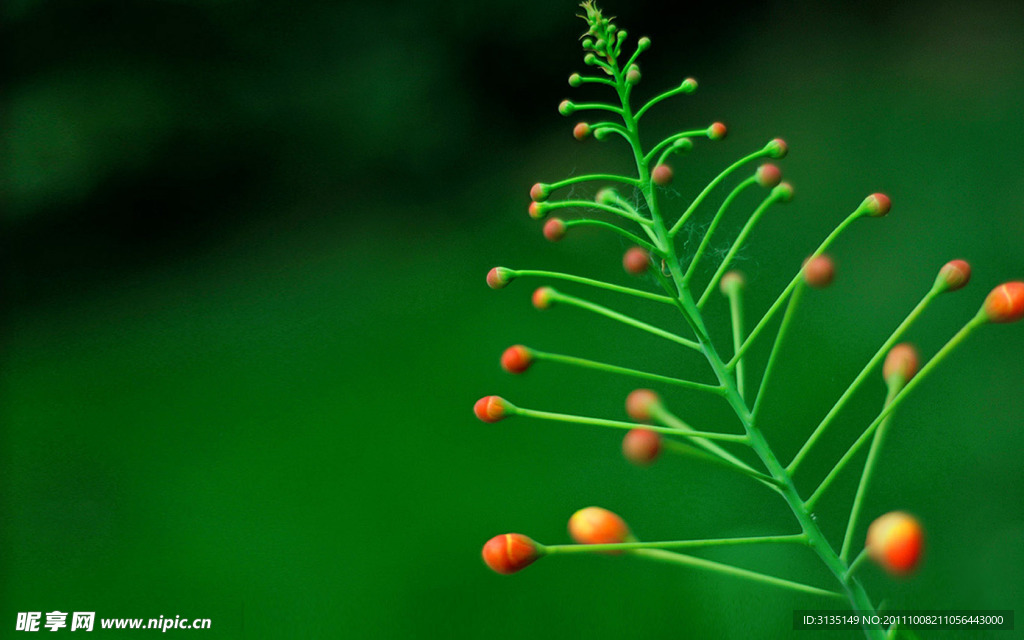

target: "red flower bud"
[501,345,534,374]
[482,533,542,574]
[719,270,745,295]
[882,343,919,385]
[935,259,971,292]
[532,287,556,310]
[530,182,550,202]
[982,281,1024,323]
[528,201,547,220]
[707,122,727,140]
[622,428,661,466]
[622,247,650,275]
[573,122,591,140]
[486,267,514,290]
[626,388,662,422]
[543,218,567,242]
[474,396,512,423]
[802,255,835,288]
[651,164,673,186]
[863,193,891,217]
[756,163,782,188]
[866,511,924,576]
[765,138,787,158]
[569,507,632,545]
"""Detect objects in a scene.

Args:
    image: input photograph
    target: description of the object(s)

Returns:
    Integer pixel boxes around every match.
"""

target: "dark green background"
[3,1,1022,638]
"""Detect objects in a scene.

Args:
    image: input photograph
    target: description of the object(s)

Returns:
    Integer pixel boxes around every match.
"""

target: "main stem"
[611,62,884,639]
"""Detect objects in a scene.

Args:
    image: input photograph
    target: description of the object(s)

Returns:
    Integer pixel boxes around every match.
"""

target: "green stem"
[805,314,986,509]
[698,190,785,307]
[644,129,708,164]
[562,219,660,253]
[725,283,746,400]
[752,283,805,419]
[632,548,845,600]
[571,101,624,115]
[541,199,652,226]
[530,349,724,395]
[682,176,758,283]
[510,269,672,303]
[546,289,702,351]
[727,205,871,369]
[668,147,770,237]
[511,406,750,443]
[661,439,781,488]
[651,405,756,472]
[844,548,870,580]
[635,83,695,120]
[547,173,640,190]
[840,379,902,562]
[788,285,942,474]
[544,534,807,555]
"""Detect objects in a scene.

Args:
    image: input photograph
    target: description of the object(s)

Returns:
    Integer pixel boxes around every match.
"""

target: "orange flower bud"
[528,201,546,220]
[651,164,673,186]
[543,218,567,242]
[756,163,782,188]
[935,259,971,292]
[622,247,650,275]
[486,267,514,290]
[482,534,542,574]
[863,193,891,217]
[707,122,727,140]
[882,343,919,385]
[474,396,512,423]
[501,345,533,374]
[626,388,661,422]
[982,281,1024,323]
[802,255,835,288]
[573,122,591,140]
[622,428,661,466]
[866,511,924,575]
[530,182,550,202]
[532,286,556,310]
[569,507,632,545]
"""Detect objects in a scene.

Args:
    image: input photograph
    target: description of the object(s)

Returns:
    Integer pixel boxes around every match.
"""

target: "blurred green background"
[2,0,1022,638]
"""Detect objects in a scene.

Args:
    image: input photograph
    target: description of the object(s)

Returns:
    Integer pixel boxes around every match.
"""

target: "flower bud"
[802,255,835,288]
[582,38,594,50]
[573,122,591,140]
[863,193,891,217]
[935,259,971,292]
[756,164,782,189]
[569,507,632,545]
[651,164,673,186]
[680,77,698,93]
[626,66,641,85]
[765,138,788,158]
[528,202,546,220]
[622,428,661,466]
[558,99,575,116]
[720,270,745,295]
[626,388,662,422]
[532,286,556,310]
[637,36,651,51]
[772,182,794,202]
[883,343,919,385]
[487,267,514,290]
[530,182,550,202]
[474,396,513,423]
[595,188,618,205]
[543,217,567,242]
[482,534,542,574]
[982,281,1024,323]
[568,73,583,87]
[501,345,534,374]
[866,511,924,576]
[622,247,650,275]
[707,122,727,140]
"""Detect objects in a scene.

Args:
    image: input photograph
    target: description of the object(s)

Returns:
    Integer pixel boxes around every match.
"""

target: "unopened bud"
[622,247,650,275]
[626,388,662,422]
[982,281,1024,323]
[772,182,794,202]
[482,534,542,574]
[802,255,835,288]
[532,286,556,310]
[756,164,782,188]
[558,100,575,116]
[487,267,514,289]
[530,182,550,202]
[569,507,632,545]
[935,259,971,292]
[573,122,591,140]
[883,343,919,385]
[765,138,788,158]
[528,202,547,220]
[543,218,567,242]
[623,428,661,466]
[866,511,924,576]
[680,77,697,93]
[651,164,673,186]
[474,395,513,423]
[863,193,891,217]
[720,271,745,295]
[707,122,727,140]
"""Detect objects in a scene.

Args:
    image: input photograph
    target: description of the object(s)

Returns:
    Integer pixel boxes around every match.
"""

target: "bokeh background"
[2,0,1022,638]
